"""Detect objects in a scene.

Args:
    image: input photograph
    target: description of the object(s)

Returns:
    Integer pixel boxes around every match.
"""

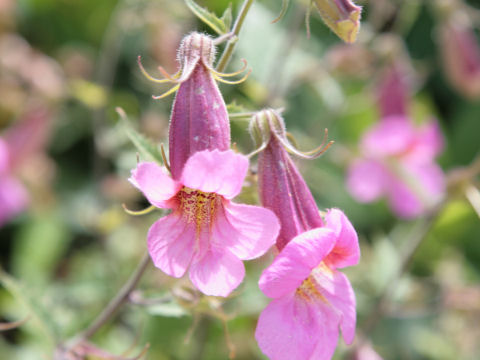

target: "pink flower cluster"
[132,33,360,359]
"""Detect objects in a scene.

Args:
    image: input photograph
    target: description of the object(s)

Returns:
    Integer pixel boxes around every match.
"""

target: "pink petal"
[406,161,446,200]
[361,116,416,157]
[308,300,342,360]
[180,150,248,199]
[386,177,423,218]
[387,161,445,219]
[259,228,336,299]
[129,162,181,208]
[255,295,339,360]
[346,159,387,203]
[311,268,356,345]
[147,213,195,278]
[415,120,444,160]
[324,208,360,269]
[0,176,29,226]
[189,249,245,297]
[0,139,9,174]
[213,202,279,260]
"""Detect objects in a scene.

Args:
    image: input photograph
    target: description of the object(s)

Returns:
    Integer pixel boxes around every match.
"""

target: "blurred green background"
[0,0,480,359]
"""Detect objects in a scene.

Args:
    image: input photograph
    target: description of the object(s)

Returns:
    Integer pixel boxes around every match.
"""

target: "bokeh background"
[1,0,480,359]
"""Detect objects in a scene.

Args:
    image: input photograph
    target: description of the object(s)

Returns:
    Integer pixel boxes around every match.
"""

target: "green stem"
[74,251,150,341]
[216,0,254,72]
[359,200,447,337]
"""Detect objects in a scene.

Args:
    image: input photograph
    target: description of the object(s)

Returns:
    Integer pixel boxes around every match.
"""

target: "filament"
[122,204,157,216]
[152,84,180,99]
[137,56,173,84]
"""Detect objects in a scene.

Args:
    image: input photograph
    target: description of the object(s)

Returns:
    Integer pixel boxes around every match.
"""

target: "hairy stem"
[216,0,254,72]
[75,251,151,341]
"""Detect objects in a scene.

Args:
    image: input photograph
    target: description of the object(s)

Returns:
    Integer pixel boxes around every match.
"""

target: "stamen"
[122,204,157,216]
[272,0,290,23]
[279,128,334,159]
[209,59,248,78]
[137,56,173,84]
[152,84,180,99]
[157,65,182,83]
[213,68,251,85]
[305,1,312,39]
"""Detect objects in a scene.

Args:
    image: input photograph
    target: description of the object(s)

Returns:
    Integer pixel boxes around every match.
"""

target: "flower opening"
[255,209,360,360]
[129,149,280,297]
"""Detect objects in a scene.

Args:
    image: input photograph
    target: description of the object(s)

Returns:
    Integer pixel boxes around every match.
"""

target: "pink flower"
[129,149,280,297]
[347,115,445,218]
[255,208,359,360]
[139,32,248,180]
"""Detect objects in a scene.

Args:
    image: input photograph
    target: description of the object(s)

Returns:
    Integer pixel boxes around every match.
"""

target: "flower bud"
[439,13,480,99]
[251,109,324,250]
[169,33,230,179]
[374,35,415,118]
[377,64,409,118]
[313,0,362,43]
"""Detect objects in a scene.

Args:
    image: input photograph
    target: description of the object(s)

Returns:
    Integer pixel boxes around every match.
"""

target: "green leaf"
[226,100,248,114]
[221,3,233,31]
[184,0,229,35]
[0,268,58,346]
[116,108,164,164]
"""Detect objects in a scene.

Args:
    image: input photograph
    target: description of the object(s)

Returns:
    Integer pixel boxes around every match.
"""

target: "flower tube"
[139,32,249,179]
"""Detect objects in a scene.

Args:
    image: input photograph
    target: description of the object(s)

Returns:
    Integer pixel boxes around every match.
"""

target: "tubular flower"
[250,110,359,359]
[255,209,359,360]
[347,115,445,218]
[129,149,279,297]
[251,109,329,251]
[313,0,362,43]
[138,32,249,179]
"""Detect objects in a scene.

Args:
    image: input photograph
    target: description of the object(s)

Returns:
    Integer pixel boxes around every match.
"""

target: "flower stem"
[75,251,150,341]
[360,200,446,336]
[216,0,254,73]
